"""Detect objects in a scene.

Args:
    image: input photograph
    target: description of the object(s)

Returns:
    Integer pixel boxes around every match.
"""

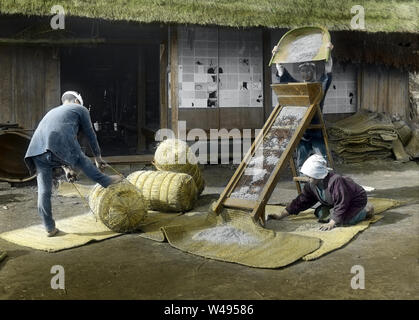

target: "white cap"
[61,91,83,106]
[300,154,332,179]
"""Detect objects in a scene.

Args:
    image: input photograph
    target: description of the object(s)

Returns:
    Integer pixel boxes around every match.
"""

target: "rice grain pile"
[192,225,258,246]
[154,139,205,194]
[127,170,198,212]
[89,181,147,233]
[287,33,323,63]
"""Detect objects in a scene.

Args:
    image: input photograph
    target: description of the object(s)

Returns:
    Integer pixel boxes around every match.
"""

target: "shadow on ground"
[0,194,25,205]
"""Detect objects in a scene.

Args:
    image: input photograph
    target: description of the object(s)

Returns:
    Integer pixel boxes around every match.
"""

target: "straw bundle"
[89,181,147,233]
[127,170,198,212]
[153,139,205,194]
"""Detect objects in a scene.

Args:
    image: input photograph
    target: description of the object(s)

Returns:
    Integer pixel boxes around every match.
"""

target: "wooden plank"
[360,65,410,119]
[276,96,310,106]
[159,39,168,130]
[388,68,409,118]
[0,46,14,124]
[223,197,256,210]
[14,47,26,128]
[44,48,60,114]
[219,107,264,129]
[271,83,310,96]
[31,48,45,130]
[178,108,219,131]
[170,26,179,137]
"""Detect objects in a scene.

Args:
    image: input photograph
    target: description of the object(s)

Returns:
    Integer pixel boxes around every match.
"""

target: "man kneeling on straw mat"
[268,154,374,231]
[24,91,123,237]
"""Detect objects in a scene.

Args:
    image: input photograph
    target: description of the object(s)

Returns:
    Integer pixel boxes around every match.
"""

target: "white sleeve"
[325,57,333,74]
[276,63,284,77]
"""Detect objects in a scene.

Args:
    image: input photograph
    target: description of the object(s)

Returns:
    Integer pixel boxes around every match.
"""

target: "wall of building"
[175,26,264,131]
[359,64,410,119]
[0,46,60,130]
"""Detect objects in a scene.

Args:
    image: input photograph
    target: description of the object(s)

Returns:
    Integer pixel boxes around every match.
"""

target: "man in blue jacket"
[25,91,122,237]
[272,43,333,173]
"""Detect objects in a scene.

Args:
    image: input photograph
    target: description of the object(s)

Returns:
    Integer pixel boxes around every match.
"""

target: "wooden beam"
[0,38,106,45]
[170,26,179,138]
[223,198,256,211]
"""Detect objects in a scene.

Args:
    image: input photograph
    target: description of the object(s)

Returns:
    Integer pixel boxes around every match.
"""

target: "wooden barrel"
[0,129,35,183]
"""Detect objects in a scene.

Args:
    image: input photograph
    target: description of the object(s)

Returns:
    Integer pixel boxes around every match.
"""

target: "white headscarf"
[300,154,332,179]
[61,91,84,106]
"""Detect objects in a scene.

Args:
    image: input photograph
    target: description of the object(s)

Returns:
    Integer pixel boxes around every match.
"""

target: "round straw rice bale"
[153,139,205,194]
[127,170,198,212]
[89,181,147,233]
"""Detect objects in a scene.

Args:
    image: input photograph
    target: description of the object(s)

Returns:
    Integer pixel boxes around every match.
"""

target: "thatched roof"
[0,0,418,33]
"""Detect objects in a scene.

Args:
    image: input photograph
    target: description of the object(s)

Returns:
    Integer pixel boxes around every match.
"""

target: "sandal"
[47,228,60,237]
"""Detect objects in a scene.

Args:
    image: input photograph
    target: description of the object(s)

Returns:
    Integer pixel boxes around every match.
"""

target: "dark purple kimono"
[286,172,367,224]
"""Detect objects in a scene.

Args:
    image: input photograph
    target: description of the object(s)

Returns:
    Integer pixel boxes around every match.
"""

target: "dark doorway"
[60,45,160,156]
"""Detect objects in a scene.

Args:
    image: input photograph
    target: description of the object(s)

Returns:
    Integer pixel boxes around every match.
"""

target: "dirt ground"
[0,160,418,300]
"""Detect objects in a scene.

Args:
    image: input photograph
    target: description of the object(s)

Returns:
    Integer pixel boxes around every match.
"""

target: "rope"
[102,160,143,194]
[70,181,97,222]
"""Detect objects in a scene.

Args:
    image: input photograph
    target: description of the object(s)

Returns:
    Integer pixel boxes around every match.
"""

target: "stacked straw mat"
[127,170,198,212]
[154,139,205,194]
[328,110,398,163]
[89,181,147,233]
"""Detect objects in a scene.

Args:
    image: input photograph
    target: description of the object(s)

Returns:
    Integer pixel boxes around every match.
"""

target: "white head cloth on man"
[300,154,332,179]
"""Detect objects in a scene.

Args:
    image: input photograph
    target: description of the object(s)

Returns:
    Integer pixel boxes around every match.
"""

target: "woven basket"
[127,170,198,212]
[88,181,147,233]
[153,139,205,194]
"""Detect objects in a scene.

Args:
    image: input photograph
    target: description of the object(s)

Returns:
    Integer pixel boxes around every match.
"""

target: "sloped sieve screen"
[230,106,308,201]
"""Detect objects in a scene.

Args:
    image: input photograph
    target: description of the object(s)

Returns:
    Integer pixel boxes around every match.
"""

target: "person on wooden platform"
[24,91,123,237]
[268,155,374,231]
[272,42,334,173]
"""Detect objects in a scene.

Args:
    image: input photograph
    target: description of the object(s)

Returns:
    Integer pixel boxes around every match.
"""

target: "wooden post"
[160,38,168,130]
[262,29,273,122]
[357,67,362,112]
[137,47,146,152]
[289,158,302,194]
[170,26,179,138]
